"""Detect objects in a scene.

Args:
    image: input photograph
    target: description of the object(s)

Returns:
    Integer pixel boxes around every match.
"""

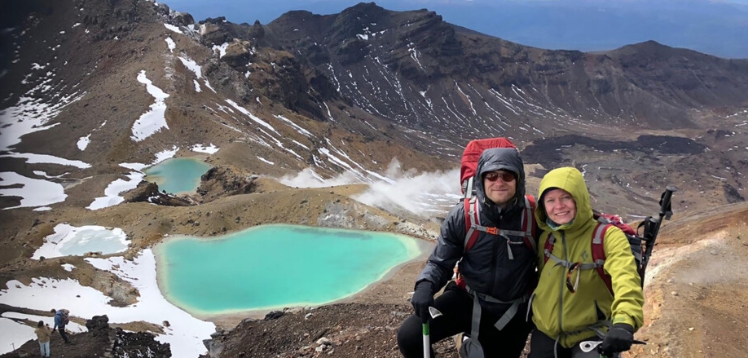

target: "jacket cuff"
[611,315,636,331]
[414,280,433,293]
[612,323,634,334]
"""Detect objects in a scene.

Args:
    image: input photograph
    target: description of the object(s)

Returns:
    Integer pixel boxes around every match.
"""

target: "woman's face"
[543,188,577,225]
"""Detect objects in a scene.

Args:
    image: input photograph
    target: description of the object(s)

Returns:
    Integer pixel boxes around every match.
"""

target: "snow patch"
[131,70,170,142]
[86,171,144,210]
[212,42,229,58]
[0,153,90,168]
[164,37,176,53]
[0,172,67,210]
[62,263,76,271]
[77,134,91,150]
[163,23,182,34]
[190,143,218,154]
[32,224,129,260]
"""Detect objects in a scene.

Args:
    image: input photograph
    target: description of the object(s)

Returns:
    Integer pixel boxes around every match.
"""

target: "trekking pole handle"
[652,186,677,241]
[640,186,676,286]
[659,186,677,221]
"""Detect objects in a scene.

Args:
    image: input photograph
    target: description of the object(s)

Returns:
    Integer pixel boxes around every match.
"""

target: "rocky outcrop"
[114,327,171,358]
[123,181,192,206]
[196,166,257,203]
[86,315,111,338]
[221,39,253,68]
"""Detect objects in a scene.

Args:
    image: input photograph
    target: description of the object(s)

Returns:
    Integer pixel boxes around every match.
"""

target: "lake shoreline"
[152,224,432,327]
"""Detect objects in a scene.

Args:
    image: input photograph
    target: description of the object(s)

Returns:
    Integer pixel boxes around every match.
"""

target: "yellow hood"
[535,167,593,233]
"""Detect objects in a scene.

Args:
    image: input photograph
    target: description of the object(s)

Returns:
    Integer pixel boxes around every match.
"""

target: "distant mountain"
[198,3,748,140]
[159,0,748,59]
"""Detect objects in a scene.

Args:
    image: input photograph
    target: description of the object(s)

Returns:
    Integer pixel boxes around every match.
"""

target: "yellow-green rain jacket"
[531,167,644,348]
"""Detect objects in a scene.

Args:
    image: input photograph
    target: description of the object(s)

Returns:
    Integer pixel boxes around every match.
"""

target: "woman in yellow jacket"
[529,167,644,358]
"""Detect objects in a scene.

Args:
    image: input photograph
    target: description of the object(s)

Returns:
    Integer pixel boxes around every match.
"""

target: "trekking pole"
[422,307,443,358]
[422,316,430,358]
[639,186,676,282]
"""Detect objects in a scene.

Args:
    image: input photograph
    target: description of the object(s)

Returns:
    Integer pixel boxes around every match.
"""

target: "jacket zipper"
[488,212,503,294]
[558,231,568,344]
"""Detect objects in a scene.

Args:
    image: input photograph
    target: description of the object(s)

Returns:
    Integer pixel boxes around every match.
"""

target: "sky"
[158,0,748,58]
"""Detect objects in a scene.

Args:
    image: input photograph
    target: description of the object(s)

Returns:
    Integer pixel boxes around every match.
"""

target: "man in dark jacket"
[397,147,538,358]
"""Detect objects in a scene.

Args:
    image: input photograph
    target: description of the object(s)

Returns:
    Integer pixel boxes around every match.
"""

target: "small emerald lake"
[143,158,210,194]
[155,225,426,315]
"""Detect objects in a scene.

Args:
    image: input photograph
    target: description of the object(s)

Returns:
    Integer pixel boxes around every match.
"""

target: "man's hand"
[410,281,434,322]
[600,323,634,354]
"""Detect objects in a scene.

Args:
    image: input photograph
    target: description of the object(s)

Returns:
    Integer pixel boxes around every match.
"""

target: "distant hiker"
[529,167,644,358]
[51,308,72,344]
[35,320,51,357]
[397,146,538,358]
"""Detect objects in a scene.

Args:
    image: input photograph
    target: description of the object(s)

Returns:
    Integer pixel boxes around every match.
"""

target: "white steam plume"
[279,159,462,218]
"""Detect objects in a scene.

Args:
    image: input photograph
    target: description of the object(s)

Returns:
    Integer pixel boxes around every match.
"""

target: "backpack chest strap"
[543,233,605,270]
[473,225,531,238]
[544,251,603,271]
[472,226,529,261]
[465,196,536,260]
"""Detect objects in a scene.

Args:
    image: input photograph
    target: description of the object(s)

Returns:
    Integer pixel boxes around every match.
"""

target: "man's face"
[482,170,517,206]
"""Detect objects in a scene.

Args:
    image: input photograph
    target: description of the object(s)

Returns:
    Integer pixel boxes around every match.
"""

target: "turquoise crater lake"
[155,225,426,315]
[143,157,211,194]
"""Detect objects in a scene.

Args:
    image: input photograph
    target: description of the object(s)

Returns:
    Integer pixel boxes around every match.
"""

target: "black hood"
[474,147,526,209]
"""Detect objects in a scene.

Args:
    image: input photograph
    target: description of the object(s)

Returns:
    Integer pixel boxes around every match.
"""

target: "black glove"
[600,323,634,354]
[410,281,434,322]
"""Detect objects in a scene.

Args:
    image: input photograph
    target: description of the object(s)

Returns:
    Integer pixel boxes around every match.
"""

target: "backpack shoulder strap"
[464,177,474,199]
[521,195,537,252]
[464,197,481,251]
[542,232,555,265]
[591,222,614,294]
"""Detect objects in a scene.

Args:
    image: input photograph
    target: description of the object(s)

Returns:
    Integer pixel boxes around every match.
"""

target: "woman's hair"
[37,320,44,327]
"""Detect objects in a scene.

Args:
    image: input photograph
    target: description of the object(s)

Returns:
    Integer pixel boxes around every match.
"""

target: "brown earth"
[628,202,748,358]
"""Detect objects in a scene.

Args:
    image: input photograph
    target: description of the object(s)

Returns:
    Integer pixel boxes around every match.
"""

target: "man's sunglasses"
[484,171,516,182]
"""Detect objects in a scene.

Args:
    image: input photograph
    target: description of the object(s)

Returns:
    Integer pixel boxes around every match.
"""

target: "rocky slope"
[1,0,748,357]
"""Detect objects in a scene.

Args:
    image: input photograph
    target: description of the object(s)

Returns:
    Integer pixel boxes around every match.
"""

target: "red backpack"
[542,212,644,294]
[455,138,537,289]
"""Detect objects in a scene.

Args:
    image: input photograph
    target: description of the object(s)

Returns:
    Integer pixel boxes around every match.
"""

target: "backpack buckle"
[486,227,498,235]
